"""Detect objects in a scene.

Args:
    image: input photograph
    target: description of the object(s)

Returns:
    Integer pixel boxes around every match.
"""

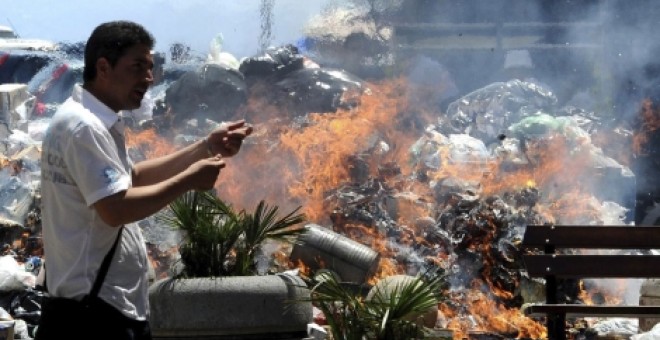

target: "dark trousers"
[35,296,151,340]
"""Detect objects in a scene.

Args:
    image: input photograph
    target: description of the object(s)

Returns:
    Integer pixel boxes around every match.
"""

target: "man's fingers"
[206,156,226,167]
[241,124,253,135]
[225,121,253,135]
[223,120,246,131]
[216,121,252,140]
[206,122,252,158]
[226,126,252,140]
[214,159,226,168]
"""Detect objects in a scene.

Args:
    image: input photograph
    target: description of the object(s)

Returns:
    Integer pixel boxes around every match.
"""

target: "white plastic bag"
[207,34,240,70]
[0,255,35,291]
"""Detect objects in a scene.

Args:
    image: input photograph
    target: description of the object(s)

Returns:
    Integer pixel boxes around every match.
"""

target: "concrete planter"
[149,274,312,339]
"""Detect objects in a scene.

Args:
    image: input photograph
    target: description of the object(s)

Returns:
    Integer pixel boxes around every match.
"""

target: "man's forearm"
[132,139,208,186]
[94,174,190,227]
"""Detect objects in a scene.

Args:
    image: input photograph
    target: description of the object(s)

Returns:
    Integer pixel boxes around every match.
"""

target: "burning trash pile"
[273,78,635,339]
[0,40,649,339]
[207,60,639,337]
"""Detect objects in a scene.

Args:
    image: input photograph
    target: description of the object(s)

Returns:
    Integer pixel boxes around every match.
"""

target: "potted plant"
[303,269,450,340]
[148,190,311,339]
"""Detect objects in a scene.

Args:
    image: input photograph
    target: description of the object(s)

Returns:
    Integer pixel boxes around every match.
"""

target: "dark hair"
[83,21,155,83]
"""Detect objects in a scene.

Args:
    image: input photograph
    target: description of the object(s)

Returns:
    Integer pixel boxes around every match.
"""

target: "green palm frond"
[158,190,202,231]
[162,191,307,277]
[308,272,367,340]
[242,201,306,248]
[298,270,448,340]
[234,201,306,275]
[367,275,444,339]
[370,275,443,320]
[310,272,362,306]
[160,191,243,277]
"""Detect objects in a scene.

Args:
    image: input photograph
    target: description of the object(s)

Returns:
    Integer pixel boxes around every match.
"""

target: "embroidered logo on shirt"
[102,167,120,184]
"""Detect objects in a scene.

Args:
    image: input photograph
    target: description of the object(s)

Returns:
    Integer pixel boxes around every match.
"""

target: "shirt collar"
[72,84,124,129]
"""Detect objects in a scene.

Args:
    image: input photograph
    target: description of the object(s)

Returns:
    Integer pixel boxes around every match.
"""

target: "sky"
[0,0,338,60]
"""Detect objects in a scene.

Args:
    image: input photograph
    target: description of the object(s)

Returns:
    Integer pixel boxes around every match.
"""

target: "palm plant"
[365,274,445,339]
[305,269,449,340]
[308,272,370,340]
[234,200,307,275]
[160,190,306,277]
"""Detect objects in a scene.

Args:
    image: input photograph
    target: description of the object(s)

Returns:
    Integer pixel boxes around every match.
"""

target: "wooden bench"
[521,225,660,340]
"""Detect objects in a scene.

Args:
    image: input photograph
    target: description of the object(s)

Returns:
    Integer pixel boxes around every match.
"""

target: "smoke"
[380,1,658,120]
[562,1,659,121]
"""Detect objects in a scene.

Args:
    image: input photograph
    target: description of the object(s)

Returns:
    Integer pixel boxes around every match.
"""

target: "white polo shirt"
[41,84,149,320]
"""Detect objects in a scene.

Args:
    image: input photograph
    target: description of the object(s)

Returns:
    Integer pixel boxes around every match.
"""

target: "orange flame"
[215,77,430,222]
[633,99,660,156]
[125,128,176,158]
[442,285,547,339]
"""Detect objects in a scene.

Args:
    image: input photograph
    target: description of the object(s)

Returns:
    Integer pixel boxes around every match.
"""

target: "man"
[36,21,252,340]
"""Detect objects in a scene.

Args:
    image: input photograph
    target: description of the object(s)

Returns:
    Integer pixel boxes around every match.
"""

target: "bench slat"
[523,255,660,277]
[522,225,660,249]
[524,304,660,318]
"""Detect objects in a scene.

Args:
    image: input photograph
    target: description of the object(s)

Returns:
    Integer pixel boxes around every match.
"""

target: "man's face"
[103,44,154,112]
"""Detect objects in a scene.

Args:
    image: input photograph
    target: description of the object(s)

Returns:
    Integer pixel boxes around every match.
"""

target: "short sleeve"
[65,124,131,206]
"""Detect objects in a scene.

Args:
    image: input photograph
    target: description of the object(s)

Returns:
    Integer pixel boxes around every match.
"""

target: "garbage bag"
[0,175,36,226]
[239,44,304,83]
[165,63,247,124]
[507,113,591,144]
[239,44,364,117]
[273,67,363,115]
[591,318,638,338]
[507,113,635,215]
[0,256,35,292]
[409,126,490,176]
[445,79,558,142]
[447,134,490,163]
[9,288,46,325]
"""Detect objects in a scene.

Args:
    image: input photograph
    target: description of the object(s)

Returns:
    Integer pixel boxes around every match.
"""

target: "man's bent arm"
[94,157,224,227]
